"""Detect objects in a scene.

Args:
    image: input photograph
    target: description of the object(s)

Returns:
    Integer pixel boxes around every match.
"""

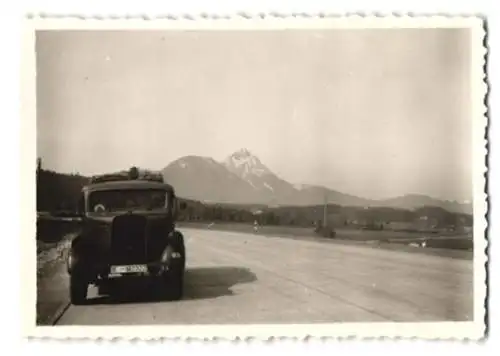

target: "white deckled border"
[26,13,483,30]
[21,14,488,341]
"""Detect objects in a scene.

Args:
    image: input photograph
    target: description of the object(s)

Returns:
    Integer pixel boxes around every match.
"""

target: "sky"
[36,29,472,201]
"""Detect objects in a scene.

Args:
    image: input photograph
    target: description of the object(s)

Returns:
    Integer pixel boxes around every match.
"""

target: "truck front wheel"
[166,268,184,301]
[70,274,88,305]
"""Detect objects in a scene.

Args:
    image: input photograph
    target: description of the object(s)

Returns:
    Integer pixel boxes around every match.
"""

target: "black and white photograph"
[22,16,487,339]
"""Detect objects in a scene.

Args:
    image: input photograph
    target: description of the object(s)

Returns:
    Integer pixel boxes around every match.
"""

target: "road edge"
[48,300,71,325]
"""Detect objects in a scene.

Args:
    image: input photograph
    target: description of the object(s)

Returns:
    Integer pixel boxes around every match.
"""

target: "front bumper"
[68,249,183,282]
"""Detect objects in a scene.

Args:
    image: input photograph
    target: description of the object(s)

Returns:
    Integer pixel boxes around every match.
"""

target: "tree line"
[176,201,472,230]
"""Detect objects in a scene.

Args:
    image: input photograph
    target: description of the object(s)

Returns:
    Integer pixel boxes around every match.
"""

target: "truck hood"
[76,213,173,265]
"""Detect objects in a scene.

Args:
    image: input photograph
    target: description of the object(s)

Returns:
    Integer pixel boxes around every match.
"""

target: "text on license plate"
[110,264,148,274]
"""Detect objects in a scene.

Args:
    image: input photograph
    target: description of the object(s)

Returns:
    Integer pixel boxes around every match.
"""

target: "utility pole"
[323,191,328,229]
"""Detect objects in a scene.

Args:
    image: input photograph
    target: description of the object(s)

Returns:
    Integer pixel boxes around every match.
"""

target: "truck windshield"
[88,189,167,213]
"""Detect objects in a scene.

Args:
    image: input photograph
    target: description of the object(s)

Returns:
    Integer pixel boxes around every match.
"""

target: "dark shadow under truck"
[66,167,187,304]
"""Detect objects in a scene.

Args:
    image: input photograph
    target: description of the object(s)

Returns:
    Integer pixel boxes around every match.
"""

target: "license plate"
[110,264,148,274]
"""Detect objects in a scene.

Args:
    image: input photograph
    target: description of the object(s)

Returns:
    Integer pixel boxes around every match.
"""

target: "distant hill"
[373,194,472,214]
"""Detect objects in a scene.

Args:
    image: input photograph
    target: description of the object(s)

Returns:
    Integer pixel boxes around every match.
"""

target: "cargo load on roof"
[89,167,164,184]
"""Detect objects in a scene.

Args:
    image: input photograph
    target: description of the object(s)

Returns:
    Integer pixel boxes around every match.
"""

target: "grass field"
[177,221,474,260]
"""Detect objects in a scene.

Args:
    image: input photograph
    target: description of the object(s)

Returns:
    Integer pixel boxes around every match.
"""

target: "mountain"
[162,155,261,204]
[161,149,473,214]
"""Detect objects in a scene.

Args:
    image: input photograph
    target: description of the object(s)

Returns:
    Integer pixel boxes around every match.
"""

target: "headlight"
[161,248,181,263]
[161,249,170,263]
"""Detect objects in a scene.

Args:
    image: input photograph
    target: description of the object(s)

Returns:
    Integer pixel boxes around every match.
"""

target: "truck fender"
[168,230,185,250]
[167,230,186,268]
[66,248,78,274]
[67,234,87,275]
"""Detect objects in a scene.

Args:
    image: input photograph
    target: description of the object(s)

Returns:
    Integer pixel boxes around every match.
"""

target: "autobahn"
[56,227,473,325]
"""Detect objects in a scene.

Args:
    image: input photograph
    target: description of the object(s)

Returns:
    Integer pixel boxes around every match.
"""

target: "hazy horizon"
[36,29,472,201]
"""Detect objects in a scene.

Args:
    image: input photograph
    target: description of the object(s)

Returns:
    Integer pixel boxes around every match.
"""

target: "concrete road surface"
[57,228,473,325]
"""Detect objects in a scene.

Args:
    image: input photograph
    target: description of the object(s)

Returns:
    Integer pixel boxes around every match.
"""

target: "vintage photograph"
[22,16,487,339]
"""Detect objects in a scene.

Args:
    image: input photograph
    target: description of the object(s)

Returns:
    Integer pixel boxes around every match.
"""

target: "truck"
[66,167,187,304]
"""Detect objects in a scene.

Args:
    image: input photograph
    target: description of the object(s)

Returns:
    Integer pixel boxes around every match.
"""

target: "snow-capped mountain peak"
[221,149,296,199]
[232,148,252,158]
[223,149,271,178]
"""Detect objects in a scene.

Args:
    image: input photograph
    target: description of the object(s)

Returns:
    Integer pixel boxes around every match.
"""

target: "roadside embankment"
[36,217,80,325]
